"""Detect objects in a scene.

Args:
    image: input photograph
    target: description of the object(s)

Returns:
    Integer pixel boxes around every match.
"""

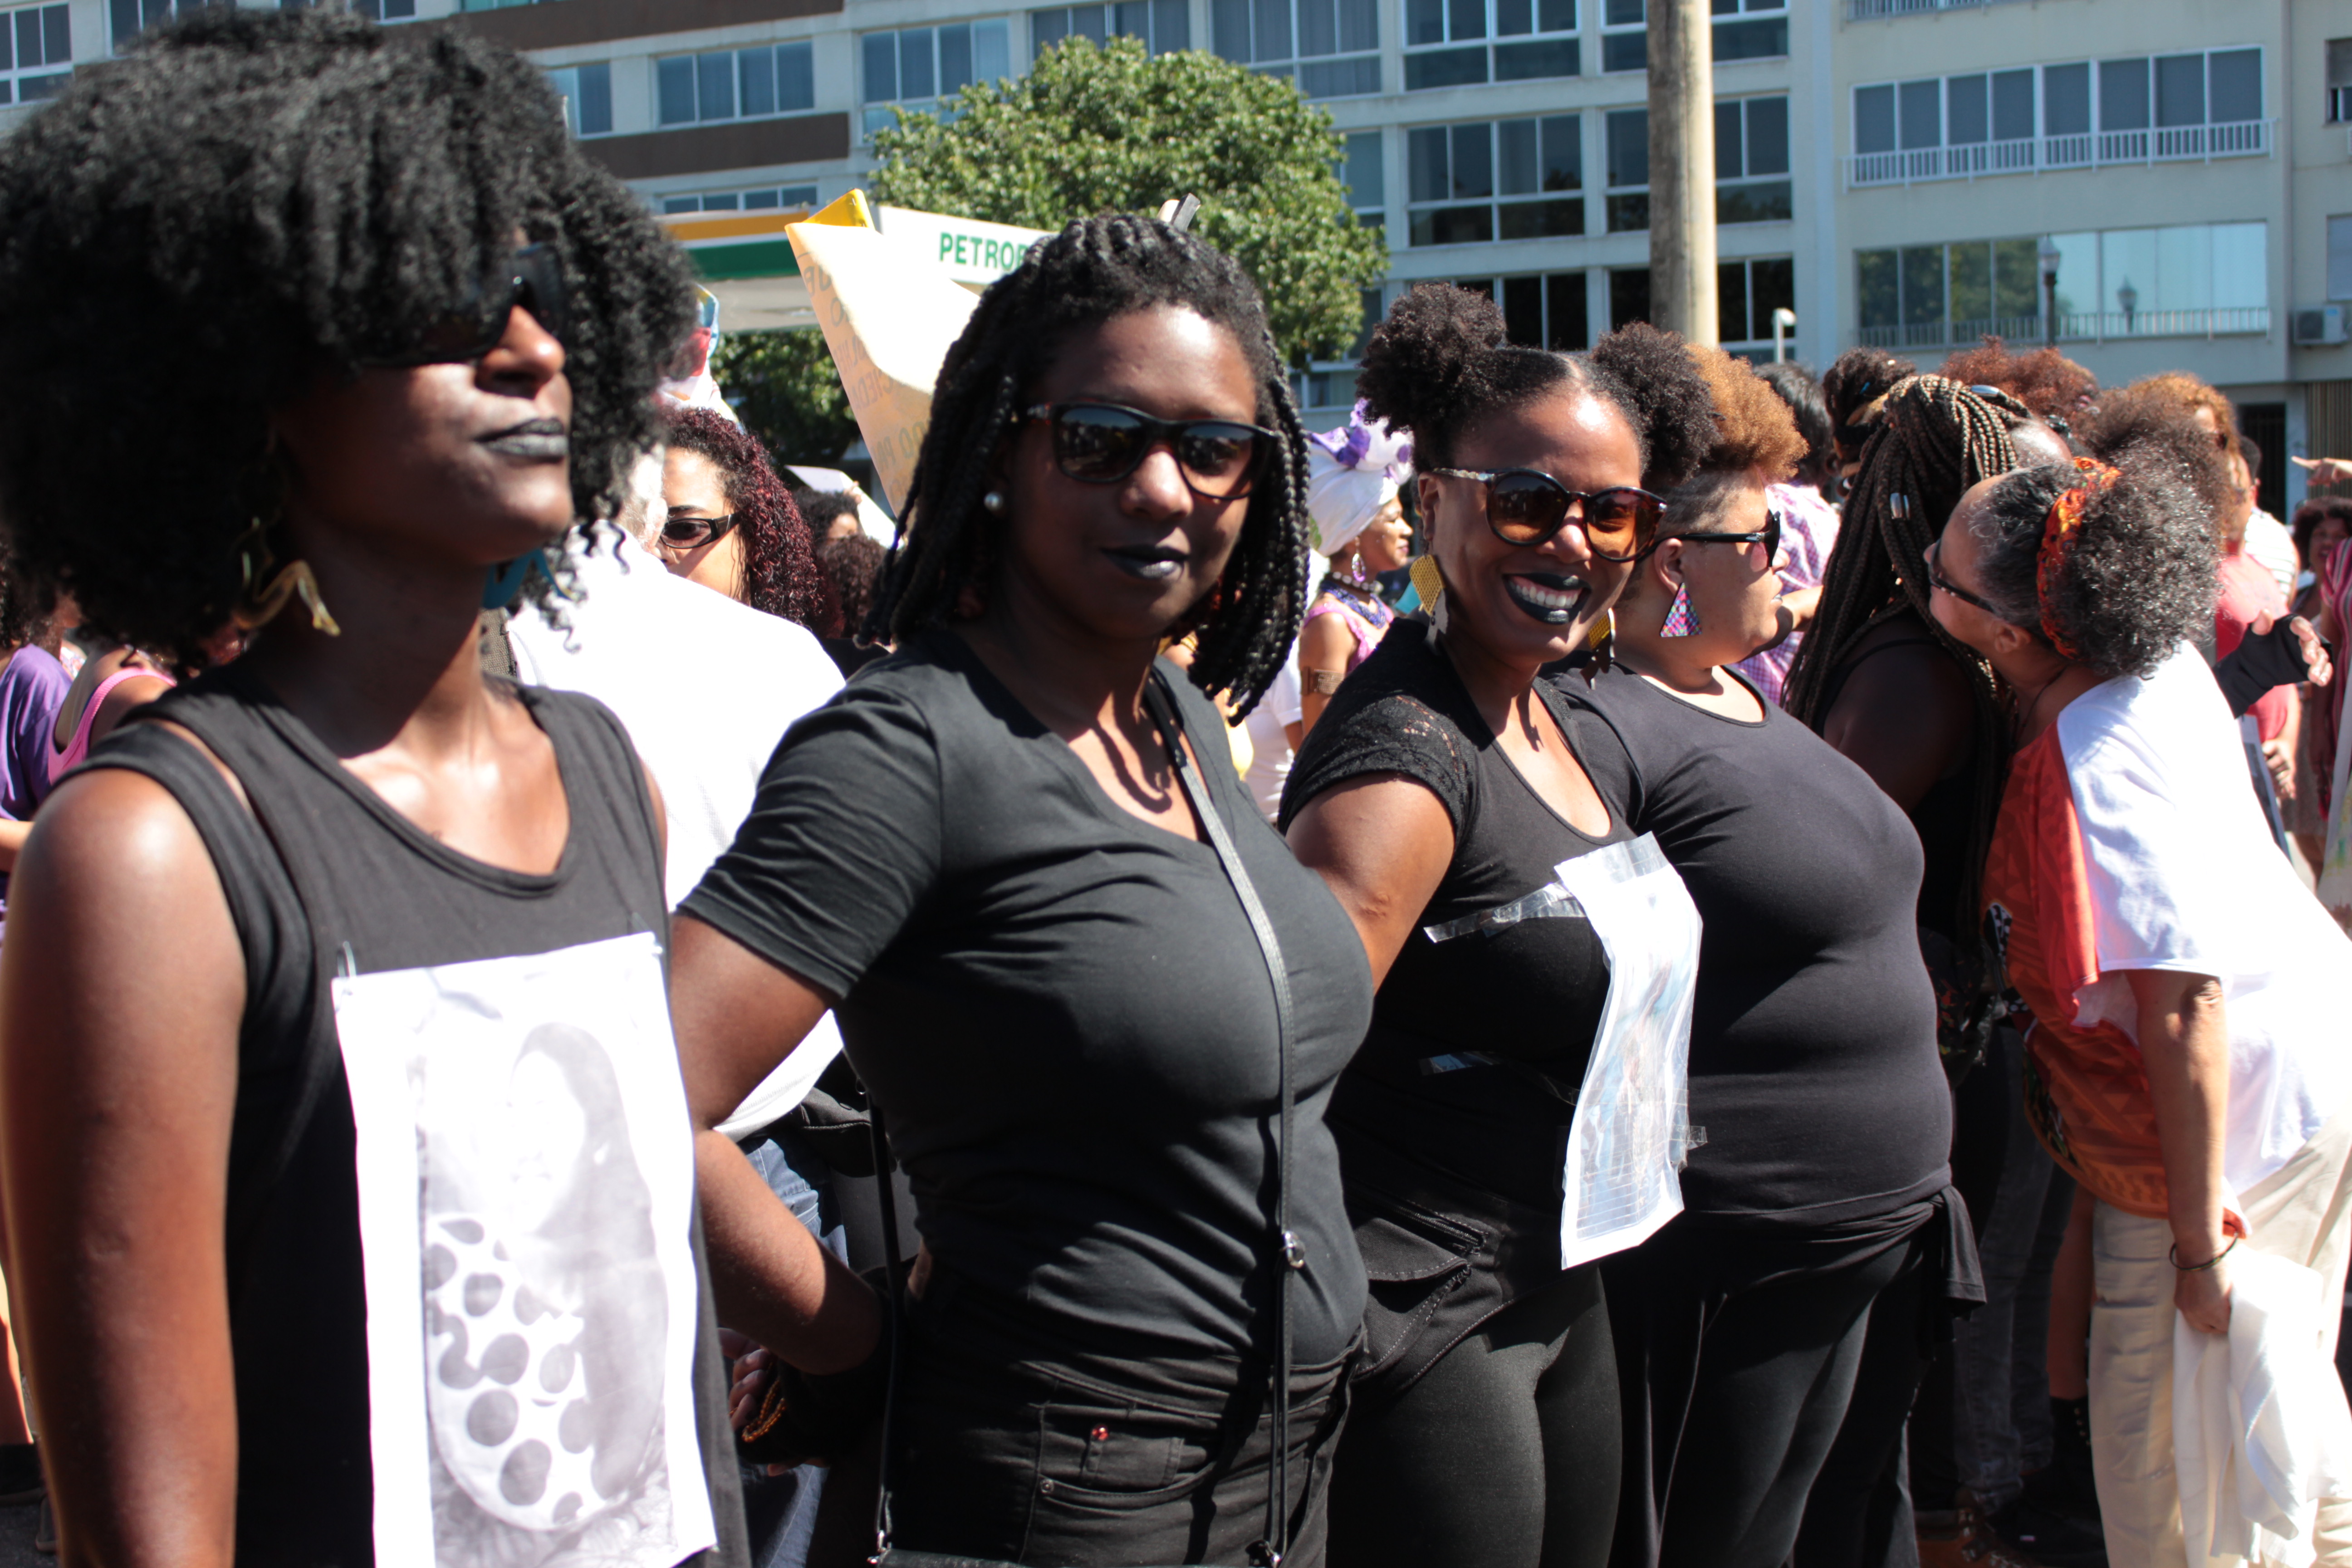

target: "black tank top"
[84,664,746,1568]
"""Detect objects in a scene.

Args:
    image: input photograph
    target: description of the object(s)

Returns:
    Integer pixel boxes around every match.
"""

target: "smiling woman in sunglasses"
[1276,285,1716,1568]
[1569,349,1964,1568]
[668,215,1375,1565]
[0,12,759,1567]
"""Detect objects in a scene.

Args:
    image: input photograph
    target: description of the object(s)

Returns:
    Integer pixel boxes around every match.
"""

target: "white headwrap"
[1306,401,1415,557]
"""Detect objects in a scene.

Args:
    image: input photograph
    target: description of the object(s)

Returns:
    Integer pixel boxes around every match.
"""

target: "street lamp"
[2116,278,2138,334]
[1771,307,1797,363]
[2038,235,2062,347]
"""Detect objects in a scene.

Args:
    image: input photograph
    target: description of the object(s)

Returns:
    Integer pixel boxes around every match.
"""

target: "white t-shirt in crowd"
[2242,508,2298,608]
[508,533,847,1137]
[2059,645,2352,1201]
[1243,648,1304,823]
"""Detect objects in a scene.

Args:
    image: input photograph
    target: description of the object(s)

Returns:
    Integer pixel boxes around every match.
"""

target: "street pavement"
[0,1499,39,1564]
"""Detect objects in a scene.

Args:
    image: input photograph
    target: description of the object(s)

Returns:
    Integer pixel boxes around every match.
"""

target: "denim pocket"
[1032,1390,1221,1505]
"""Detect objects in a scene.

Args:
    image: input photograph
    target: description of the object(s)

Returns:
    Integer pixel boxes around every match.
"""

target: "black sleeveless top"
[84,665,746,1568]
[1280,618,1634,1399]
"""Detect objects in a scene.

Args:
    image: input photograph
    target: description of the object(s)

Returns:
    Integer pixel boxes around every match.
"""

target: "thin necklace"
[2012,670,2060,739]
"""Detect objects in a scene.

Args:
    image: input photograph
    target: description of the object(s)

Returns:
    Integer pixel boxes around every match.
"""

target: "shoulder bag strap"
[1143,669,1300,1568]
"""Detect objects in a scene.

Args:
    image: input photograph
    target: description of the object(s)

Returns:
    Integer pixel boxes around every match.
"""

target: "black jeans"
[1602,1216,1917,1568]
[1328,1260,1618,1568]
[886,1270,1351,1567]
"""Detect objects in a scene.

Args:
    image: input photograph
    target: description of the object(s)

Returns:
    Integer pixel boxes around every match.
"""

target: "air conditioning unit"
[2295,305,2349,347]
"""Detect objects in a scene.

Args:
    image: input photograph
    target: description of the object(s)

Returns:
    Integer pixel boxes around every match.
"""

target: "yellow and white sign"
[875,205,1050,288]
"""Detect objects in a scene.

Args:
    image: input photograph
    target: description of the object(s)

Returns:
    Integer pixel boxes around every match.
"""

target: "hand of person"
[2263,737,2297,801]
[2294,456,2352,489]
[2243,610,2335,691]
[724,1334,776,1433]
[2175,1252,2234,1336]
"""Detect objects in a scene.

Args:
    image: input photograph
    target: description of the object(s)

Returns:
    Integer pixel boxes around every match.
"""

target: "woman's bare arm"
[669,914,879,1373]
[2131,967,2232,1334]
[1284,773,1455,988]
[1819,640,1975,813]
[0,769,246,1567]
[1296,615,1354,736]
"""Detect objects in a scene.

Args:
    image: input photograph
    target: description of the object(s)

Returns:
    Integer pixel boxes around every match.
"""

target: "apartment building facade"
[7,0,2347,488]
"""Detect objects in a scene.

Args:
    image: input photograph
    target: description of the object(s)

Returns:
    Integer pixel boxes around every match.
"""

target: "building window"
[1453,270,1590,348]
[1034,0,1188,58]
[1715,95,1788,222]
[1599,0,1784,76]
[662,185,821,215]
[1402,0,1576,93]
[1717,256,1793,351]
[112,0,236,54]
[1857,223,2265,346]
[1343,130,1385,230]
[4,1,68,100]
[2331,40,2352,124]
[1604,107,1646,231]
[1608,267,1649,328]
[1407,115,1582,246]
[280,0,413,14]
[546,63,612,137]
[661,42,817,128]
[2328,216,2352,301]
[1850,49,2267,186]
[1214,0,1381,100]
[862,22,1010,136]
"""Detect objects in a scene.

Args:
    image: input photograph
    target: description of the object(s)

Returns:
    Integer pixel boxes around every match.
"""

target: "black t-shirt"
[685,629,1373,1385]
[1282,618,1630,1218]
[1568,666,1951,1227]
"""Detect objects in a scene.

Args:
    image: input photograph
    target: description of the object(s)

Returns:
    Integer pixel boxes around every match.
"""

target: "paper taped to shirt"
[1553,834,1702,1269]
[333,930,715,1568]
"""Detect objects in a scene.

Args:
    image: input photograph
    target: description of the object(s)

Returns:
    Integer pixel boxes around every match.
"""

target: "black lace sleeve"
[1279,690,1477,836]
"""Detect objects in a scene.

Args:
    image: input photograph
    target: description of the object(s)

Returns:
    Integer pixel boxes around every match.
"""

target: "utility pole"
[1647,0,1717,344]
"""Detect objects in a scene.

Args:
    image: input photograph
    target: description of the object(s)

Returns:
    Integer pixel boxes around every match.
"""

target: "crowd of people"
[0,11,2347,1568]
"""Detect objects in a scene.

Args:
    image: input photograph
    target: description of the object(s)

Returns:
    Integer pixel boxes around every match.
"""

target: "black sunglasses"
[1923,539,2003,616]
[657,512,737,551]
[1677,509,1782,563]
[1425,468,1665,563]
[364,244,572,367]
[1019,402,1274,499]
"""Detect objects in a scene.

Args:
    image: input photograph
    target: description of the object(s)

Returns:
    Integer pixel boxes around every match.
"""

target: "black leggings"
[1329,1262,1618,1568]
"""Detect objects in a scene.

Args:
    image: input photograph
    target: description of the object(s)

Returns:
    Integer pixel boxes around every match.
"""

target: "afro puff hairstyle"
[1965,453,2218,682]
[1655,344,1806,534]
[661,406,840,637]
[1353,284,1718,495]
[0,9,699,667]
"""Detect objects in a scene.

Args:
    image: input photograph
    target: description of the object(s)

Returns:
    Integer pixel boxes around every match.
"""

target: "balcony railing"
[1845,118,2273,188]
[1856,306,2270,349]
[1847,0,2028,17]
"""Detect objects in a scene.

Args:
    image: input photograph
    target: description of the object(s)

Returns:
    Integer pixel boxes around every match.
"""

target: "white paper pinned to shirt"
[1554,833,1702,1270]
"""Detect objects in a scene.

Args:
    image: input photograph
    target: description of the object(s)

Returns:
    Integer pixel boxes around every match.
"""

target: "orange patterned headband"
[2036,456,2121,661]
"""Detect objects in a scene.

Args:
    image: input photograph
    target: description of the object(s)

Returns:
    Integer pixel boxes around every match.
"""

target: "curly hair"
[2291,495,2352,563]
[1821,346,1916,469]
[2079,379,2240,529]
[818,532,887,635]
[1654,346,1806,534]
[661,406,839,636]
[1966,455,2218,682]
[796,490,862,543]
[1937,338,2099,426]
[0,10,698,668]
[872,214,1308,716]
[1354,283,1717,494]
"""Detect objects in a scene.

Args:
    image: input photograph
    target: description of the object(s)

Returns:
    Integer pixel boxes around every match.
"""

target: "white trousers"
[2091,1105,2352,1567]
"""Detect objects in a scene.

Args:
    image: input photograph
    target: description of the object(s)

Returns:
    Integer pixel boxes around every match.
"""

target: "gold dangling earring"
[233,517,341,637]
[1408,553,1445,608]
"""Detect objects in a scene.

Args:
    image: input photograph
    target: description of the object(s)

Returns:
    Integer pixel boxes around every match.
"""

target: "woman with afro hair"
[656,405,840,637]
[1572,350,1966,1568]
[1280,284,1717,1568]
[0,12,779,1564]
[1931,448,2352,1565]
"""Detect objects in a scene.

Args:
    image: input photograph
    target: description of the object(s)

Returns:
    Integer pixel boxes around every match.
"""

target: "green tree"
[711,328,863,471]
[871,36,1387,367]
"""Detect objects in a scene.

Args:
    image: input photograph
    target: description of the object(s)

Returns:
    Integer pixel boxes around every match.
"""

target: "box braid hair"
[1783,374,2017,941]
[869,214,1311,718]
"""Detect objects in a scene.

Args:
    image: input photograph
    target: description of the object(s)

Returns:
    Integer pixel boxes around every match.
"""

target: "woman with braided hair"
[671,214,1377,1563]
[1281,283,1717,1568]
[1933,451,2352,1566]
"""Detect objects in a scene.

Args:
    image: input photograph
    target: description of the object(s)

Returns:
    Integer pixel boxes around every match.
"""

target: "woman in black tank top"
[0,16,762,1564]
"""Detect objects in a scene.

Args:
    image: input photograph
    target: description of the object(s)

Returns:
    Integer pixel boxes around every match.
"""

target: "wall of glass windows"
[1213,0,1381,99]
[660,42,818,128]
[861,20,1012,135]
[1856,223,2267,347]
[1599,0,1786,75]
[546,62,612,137]
[5,1,69,102]
[1602,98,1788,234]
[1033,0,1189,59]
[1406,115,1583,247]
[1402,0,1576,92]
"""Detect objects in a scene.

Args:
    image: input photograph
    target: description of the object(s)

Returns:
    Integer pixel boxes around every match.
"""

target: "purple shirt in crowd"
[0,645,71,911]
